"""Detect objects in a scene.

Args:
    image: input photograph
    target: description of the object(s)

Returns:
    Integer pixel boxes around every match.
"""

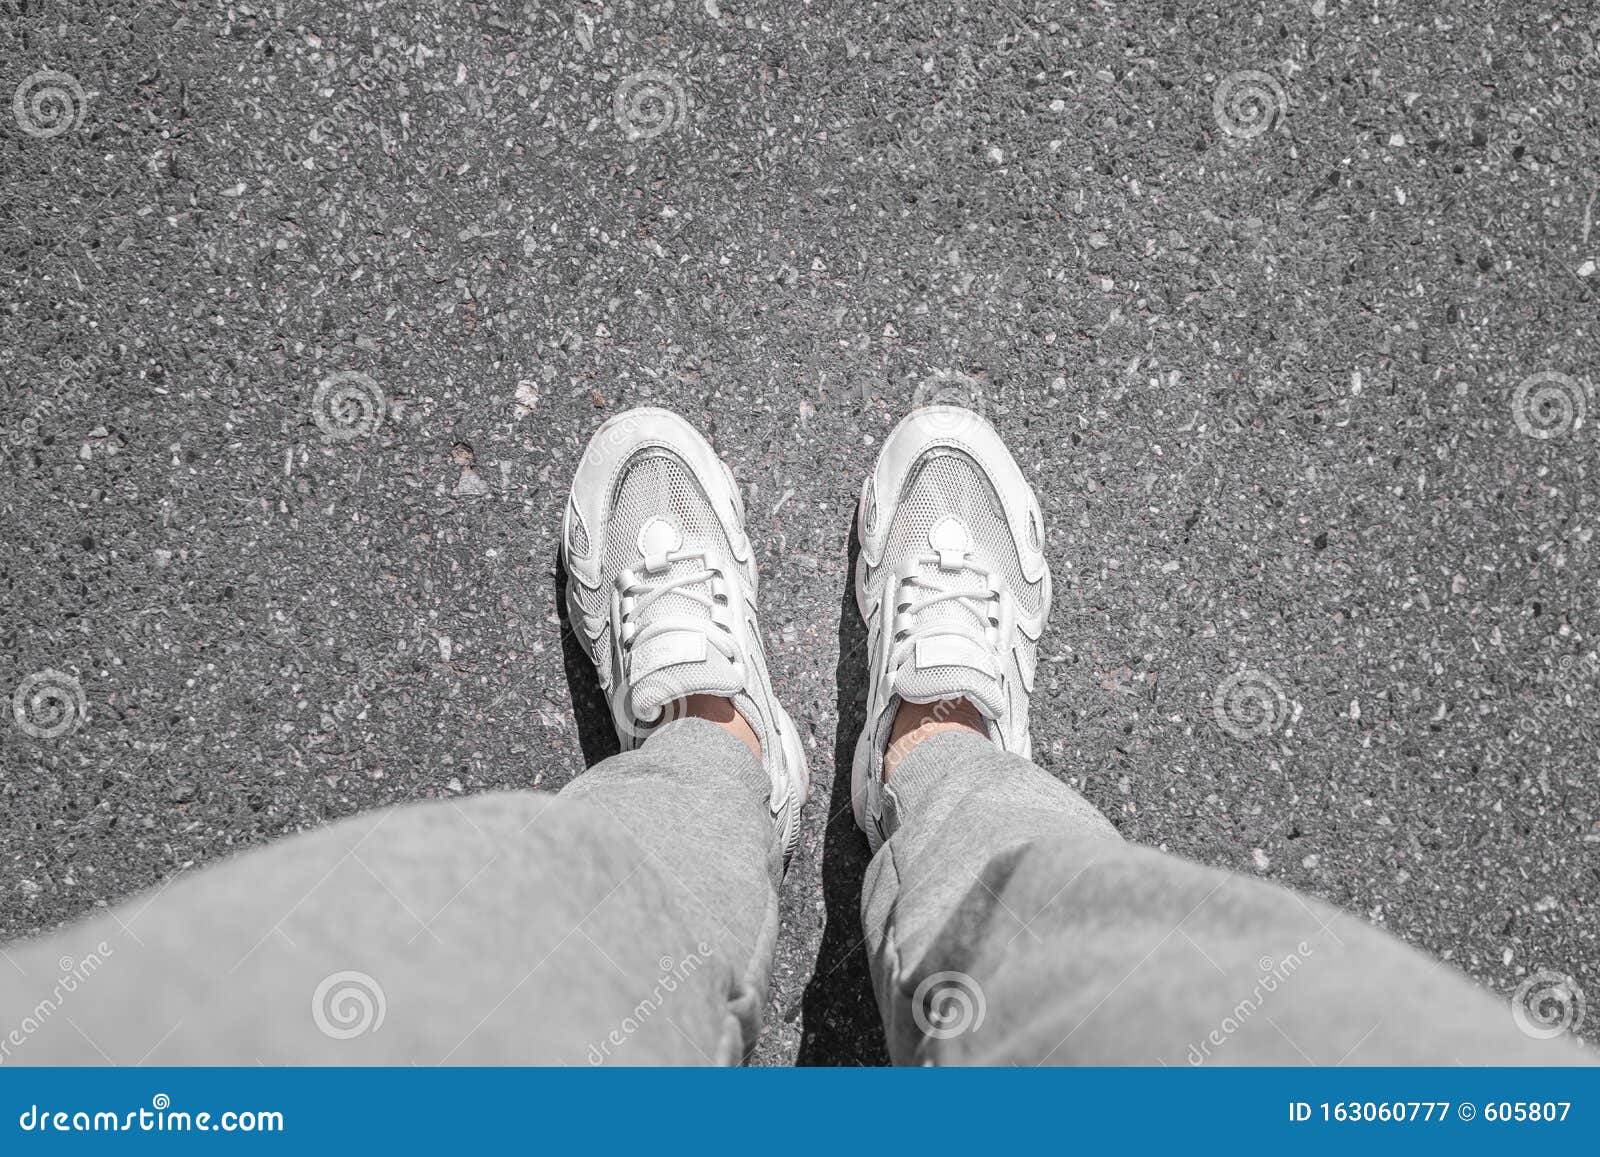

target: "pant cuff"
[884,730,994,832]
[643,716,769,799]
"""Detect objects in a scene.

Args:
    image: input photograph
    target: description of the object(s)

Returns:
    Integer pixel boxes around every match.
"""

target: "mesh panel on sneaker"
[602,452,731,558]
[875,448,1037,720]
[601,450,735,616]
[570,449,730,627]
[595,449,756,725]
[879,448,1040,617]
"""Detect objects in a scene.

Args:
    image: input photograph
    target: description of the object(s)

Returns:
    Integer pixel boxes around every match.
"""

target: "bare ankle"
[883,697,986,782]
[676,694,761,761]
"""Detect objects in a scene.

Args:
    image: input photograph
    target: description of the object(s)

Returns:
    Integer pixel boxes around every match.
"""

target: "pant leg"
[0,718,781,1066]
[862,732,1594,1066]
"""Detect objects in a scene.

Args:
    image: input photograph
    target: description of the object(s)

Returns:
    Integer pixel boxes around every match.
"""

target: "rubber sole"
[771,702,810,865]
[850,472,884,850]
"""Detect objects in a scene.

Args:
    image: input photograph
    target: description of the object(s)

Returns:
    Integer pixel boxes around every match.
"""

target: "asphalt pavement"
[2,1,1597,1063]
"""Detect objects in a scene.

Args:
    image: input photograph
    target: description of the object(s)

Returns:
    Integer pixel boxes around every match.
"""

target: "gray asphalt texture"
[3,1,1598,1064]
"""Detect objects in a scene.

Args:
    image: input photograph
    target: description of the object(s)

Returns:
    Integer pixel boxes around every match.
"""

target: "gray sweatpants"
[0,720,1588,1065]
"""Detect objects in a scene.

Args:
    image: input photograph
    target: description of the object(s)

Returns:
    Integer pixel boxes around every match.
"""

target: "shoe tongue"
[892,516,1007,720]
[893,652,1005,721]
[624,517,748,725]
[629,645,769,761]
[629,641,744,720]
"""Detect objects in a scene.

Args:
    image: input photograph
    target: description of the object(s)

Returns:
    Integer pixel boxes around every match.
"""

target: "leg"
[0,718,779,1065]
[864,730,1594,1065]
[3,406,810,1067]
[846,406,1593,1066]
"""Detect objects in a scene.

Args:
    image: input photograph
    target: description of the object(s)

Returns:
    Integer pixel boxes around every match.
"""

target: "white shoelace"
[619,549,739,663]
[889,553,1001,660]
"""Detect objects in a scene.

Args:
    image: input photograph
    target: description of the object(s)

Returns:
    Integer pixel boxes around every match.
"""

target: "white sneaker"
[561,407,810,861]
[851,406,1052,850]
